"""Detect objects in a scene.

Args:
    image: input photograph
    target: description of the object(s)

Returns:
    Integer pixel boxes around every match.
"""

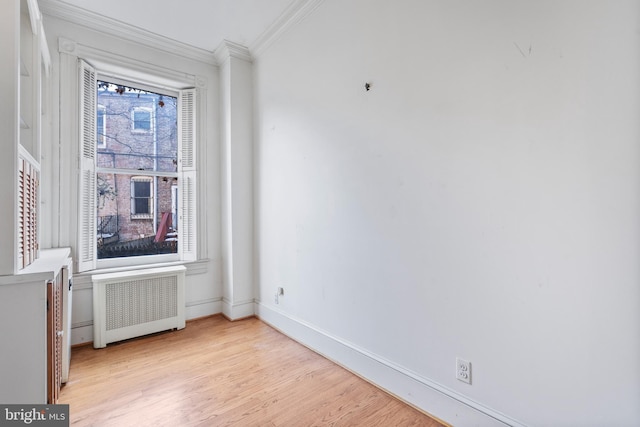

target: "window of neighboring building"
[131,107,153,133]
[130,176,153,218]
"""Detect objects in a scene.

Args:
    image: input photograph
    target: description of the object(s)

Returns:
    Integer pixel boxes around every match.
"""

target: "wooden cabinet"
[0,248,71,404]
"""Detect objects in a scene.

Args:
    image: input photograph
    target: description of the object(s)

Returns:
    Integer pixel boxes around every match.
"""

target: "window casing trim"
[75,59,199,272]
[59,38,207,273]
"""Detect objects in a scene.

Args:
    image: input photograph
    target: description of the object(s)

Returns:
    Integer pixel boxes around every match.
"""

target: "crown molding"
[26,0,41,35]
[250,0,325,58]
[39,0,218,66]
[214,40,252,65]
[39,0,326,66]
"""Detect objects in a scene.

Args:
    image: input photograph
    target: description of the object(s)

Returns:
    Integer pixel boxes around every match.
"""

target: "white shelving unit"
[1,0,52,275]
[0,0,68,406]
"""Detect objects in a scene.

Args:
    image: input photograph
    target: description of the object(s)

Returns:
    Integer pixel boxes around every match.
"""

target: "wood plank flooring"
[60,315,445,426]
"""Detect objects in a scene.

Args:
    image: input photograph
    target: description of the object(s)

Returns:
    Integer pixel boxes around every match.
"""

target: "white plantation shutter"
[17,154,39,269]
[179,89,196,170]
[25,160,38,267]
[78,60,97,272]
[180,172,196,259]
[18,159,24,269]
[178,89,197,261]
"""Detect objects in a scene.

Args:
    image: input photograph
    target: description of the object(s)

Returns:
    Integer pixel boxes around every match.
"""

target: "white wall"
[217,43,256,320]
[41,13,223,343]
[254,0,640,425]
[0,0,20,275]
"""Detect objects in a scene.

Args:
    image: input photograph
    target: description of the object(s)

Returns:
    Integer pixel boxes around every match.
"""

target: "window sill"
[130,214,153,220]
[73,258,210,290]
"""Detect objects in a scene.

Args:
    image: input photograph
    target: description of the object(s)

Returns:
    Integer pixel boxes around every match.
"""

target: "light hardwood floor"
[60,315,445,426]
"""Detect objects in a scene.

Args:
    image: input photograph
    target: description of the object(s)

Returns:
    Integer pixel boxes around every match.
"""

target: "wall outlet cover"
[456,358,472,384]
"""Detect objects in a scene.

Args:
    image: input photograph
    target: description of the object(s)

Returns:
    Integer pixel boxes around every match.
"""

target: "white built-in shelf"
[0,248,71,285]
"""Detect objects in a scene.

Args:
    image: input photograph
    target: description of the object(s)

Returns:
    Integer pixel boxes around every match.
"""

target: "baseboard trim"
[222,298,255,320]
[254,302,525,427]
[70,323,93,346]
[186,298,222,320]
[186,313,224,323]
[70,298,221,346]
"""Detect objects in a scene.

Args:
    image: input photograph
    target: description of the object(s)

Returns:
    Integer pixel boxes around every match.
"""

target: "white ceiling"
[51,0,297,52]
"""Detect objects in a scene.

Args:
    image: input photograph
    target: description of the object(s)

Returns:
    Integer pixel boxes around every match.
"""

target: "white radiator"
[92,266,186,348]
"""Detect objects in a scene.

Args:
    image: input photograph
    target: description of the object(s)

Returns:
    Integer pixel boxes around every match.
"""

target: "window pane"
[96,81,179,260]
[134,181,150,198]
[97,172,178,259]
[133,110,151,130]
[134,197,149,214]
[97,81,177,173]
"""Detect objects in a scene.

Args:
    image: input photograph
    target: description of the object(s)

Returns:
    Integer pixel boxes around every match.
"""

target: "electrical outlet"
[456,358,472,384]
[274,287,284,304]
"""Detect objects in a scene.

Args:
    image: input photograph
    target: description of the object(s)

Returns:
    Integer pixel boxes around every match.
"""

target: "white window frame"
[77,59,198,272]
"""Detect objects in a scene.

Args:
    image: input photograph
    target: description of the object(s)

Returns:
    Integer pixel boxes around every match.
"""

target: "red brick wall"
[96,87,177,244]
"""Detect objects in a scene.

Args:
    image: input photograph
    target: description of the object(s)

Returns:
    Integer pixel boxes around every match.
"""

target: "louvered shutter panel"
[77,60,97,272]
[17,154,39,270]
[18,159,24,269]
[178,89,197,261]
[179,89,196,170]
[26,161,38,267]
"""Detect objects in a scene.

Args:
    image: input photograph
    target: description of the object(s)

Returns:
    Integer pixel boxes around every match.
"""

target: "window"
[95,81,178,260]
[131,107,153,133]
[78,60,197,271]
[130,176,153,218]
[97,105,106,147]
